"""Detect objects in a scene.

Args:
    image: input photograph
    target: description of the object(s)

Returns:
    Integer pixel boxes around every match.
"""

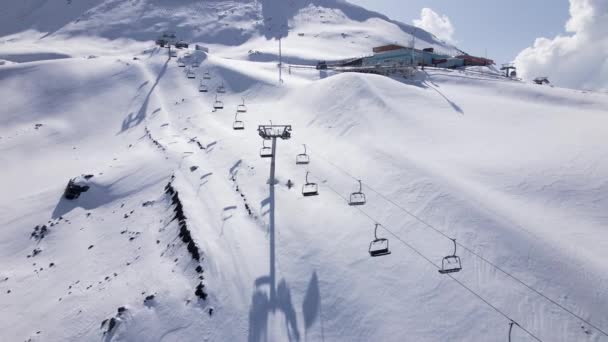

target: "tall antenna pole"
[411,27,417,66]
[412,28,416,48]
[278,38,283,83]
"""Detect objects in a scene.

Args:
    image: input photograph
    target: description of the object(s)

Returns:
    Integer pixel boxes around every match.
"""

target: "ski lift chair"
[302,171,318,197]
[349,180,366,206]
[260,140,273,158]
[369,224,390,257]
[295,144,310,165]
[237,98,247,113]
[233,112,244,130]
[187,70,196,79]
[438,239,462,274]
[178,61,186,67]
[213,95,224,110]
[217,82,226,94]
[199,82,208,92]
[203,71,211,79]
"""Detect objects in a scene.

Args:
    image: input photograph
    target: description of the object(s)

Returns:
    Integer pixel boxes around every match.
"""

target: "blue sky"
[349,0,570,64]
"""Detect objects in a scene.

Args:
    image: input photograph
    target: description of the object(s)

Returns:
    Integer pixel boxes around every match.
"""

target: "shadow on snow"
[120,57,169,133]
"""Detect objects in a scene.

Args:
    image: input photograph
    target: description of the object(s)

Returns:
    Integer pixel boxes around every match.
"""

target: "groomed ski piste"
[1,1,608,341]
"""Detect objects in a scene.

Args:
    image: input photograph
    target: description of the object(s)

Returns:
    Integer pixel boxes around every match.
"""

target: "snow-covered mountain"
[1,1,608,342]
[0,0,462,61]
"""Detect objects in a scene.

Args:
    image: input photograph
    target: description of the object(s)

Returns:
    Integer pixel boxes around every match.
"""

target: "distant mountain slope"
[0,0,462,57]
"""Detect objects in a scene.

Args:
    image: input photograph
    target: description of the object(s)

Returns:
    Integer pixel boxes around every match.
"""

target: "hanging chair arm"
[451,238,457,256]
[374,223,380,240]
[508,320,519,342]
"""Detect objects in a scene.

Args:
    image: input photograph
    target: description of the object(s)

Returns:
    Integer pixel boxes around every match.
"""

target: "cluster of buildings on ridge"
[366,44,494,68]
[321,44,495,70]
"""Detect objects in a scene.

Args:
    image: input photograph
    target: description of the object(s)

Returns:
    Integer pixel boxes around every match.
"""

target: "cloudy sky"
[349,0,608,90]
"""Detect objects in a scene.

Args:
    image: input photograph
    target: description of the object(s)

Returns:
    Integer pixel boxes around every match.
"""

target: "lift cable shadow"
[120,58,169,133]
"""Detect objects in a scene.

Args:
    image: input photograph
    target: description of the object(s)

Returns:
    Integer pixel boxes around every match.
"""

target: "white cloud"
[515,0,608,90]
[413,8,456,43]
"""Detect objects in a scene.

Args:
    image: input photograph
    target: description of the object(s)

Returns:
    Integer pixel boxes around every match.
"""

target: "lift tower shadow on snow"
[258,124,291,299]
[248,124,299,342]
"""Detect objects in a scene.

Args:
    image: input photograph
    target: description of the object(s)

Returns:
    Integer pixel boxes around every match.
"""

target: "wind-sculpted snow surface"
[1,1,608,341]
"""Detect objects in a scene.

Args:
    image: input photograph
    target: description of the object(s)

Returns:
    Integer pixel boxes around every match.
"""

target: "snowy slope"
[0,0,461,62]
[2,1,608,342]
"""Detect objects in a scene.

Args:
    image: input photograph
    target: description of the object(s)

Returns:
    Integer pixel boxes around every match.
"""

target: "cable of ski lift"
[302,144,608,338]
[310,173,543,342]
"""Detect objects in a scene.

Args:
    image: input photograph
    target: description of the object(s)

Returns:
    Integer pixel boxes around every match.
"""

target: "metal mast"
[257,124,292,299]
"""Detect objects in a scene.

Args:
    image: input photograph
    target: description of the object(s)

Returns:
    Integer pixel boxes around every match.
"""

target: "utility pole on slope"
[411,27,417,66]
[278,38,283,83]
